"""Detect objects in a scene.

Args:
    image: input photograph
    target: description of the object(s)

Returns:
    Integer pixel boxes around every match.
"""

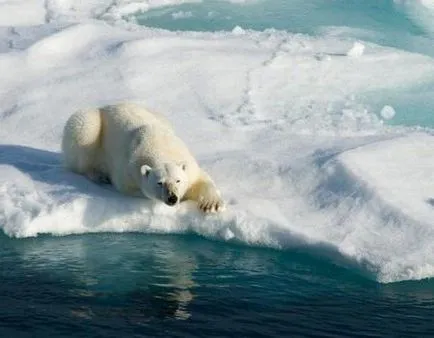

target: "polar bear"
[61,102,224,213]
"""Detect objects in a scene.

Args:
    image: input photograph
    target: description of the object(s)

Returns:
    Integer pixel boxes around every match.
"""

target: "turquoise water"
[135,0,434,128]
[135,0,432,54]
[2,233,434,337]
[136,0,423,36]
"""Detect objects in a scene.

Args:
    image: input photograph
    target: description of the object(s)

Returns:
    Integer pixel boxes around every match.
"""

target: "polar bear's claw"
[199,197,225,213]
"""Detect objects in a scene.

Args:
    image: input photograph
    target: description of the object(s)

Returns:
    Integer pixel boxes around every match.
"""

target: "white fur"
[62,102,224,213]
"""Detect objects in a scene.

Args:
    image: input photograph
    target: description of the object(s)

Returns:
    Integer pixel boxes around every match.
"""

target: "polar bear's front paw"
[198,193,225,213]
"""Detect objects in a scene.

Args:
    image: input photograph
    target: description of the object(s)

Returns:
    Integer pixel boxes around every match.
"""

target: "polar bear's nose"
[167,193,178,206]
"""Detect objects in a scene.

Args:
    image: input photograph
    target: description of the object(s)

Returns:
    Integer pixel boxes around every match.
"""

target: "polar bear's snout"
[166,191,178,206]
[163,182,180,206]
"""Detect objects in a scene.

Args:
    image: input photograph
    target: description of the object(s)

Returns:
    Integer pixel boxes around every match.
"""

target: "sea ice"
[346,42,365,57]
[380,105,396,120]
[0,1,434,283]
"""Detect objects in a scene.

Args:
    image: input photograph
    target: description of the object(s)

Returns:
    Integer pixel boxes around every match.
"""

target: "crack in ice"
[229,36,289,127]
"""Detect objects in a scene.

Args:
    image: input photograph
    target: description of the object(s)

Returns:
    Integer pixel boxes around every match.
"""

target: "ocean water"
[134,0,434,128]
[2,233,434,337]
[1,0,434,337]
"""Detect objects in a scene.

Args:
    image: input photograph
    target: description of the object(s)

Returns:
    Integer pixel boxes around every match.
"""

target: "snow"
[232,25,246,35]
[0,0,201,26]
[0,1,434,283]
[333,134,434,282]
[380,105,396,120]
[0,0,46,26]
[346,42,365,58]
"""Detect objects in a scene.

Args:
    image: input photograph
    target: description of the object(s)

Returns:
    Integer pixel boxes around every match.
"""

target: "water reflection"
[7,234,197,322]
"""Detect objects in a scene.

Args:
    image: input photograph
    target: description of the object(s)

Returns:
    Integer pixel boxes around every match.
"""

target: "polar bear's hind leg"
[62,108,102,177]
[86,168,111,185]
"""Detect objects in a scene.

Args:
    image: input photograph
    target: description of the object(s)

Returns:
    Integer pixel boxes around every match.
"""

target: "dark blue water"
[1,233,434,337]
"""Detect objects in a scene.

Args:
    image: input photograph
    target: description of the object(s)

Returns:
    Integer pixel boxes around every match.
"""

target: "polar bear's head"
[139,162,189,206]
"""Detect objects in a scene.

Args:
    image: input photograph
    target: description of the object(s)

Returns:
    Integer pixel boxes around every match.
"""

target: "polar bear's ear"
[140,165,152,177]
[179,162,188,171]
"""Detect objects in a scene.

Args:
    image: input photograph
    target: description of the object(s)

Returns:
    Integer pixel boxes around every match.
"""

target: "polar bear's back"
[99,102,173,164]
[99,102,200,187]
[101,102,171,132]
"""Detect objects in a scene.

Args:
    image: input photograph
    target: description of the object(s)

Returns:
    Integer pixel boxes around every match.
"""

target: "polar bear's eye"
[176,180,180,184]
